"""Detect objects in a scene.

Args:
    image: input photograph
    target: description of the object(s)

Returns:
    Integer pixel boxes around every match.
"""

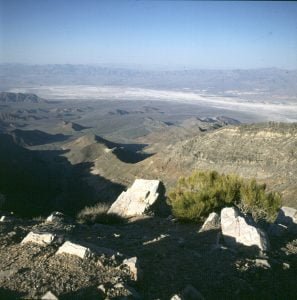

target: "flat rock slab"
[221,207,269,251]
[21,232,56,246]
[108,179,160,217]
[56,241,94,259]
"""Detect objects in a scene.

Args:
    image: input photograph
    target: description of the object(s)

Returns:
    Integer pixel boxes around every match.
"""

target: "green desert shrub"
[168,170,281,223]
[77,202,125,225]
[239,179,281,222]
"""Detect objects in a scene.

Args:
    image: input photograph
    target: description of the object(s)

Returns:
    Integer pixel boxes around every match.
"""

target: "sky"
[0,0,297,69]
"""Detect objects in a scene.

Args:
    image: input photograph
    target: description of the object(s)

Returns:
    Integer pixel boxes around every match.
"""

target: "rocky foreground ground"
[0,212,296,300]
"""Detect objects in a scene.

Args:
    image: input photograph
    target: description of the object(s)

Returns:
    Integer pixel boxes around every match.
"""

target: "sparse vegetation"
[77,202,125,225]
[168,170,281,223]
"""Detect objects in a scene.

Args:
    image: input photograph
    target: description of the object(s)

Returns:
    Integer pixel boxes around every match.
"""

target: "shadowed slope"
[0,133,124,217]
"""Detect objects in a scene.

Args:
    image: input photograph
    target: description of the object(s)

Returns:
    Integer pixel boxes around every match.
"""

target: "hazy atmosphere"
[1,1,297,299]
[1,0,297,69]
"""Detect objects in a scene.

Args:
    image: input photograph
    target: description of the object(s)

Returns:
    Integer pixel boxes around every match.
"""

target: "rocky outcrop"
[108,179,160,217]
[123,256,142,281]
[0,208,297,299]
[221,207,269,251]
[56,241,94,259]
[21,232,56,246]
[199,212,220,232]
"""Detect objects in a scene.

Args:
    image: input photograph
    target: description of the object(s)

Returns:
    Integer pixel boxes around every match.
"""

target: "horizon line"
[1,63,296,72]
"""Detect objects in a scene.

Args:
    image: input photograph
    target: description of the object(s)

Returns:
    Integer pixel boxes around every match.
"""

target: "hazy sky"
[1,0,297,69]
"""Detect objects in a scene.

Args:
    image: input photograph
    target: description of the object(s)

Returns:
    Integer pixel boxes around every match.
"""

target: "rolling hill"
[89,122,297,208]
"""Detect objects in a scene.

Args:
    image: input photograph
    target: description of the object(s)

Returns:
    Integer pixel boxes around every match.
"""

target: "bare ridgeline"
[0,66,297,299]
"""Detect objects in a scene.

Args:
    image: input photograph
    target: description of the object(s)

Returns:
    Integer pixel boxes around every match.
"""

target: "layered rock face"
[108,179,160,217]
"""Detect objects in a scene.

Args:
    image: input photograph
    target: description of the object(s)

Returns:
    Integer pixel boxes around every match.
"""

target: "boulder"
[21,232,56,246]
[46,211,64,222]
[98,284,106,294]
[41,291,58,300]
[108,179,160,217]
[56,241,94,259]
[199,212,220,232]
[123,256,142,281]
[255,258,271,269]
[221,207,269,251]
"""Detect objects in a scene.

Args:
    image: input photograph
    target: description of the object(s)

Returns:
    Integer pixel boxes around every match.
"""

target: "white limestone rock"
[56,241,94,259]
[21,232,56,246]
[108,179,160,217]
[255,258,271,269]
[41,291,59,300]
[199,212,220,232]
[98,284,106,294]
[123,256,141,281]
[221,207,269,251]
[0,213,14,222]
[46,211,64,222]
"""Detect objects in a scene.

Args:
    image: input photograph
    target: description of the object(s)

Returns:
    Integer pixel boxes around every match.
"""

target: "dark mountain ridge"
[0,92,44,103]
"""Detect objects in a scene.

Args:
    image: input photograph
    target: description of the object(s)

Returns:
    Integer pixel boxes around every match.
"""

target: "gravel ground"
[0,215,296,299]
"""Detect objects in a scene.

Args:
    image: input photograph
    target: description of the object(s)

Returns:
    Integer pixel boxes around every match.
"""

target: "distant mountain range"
[0,92,44,103]
[1,64,297,96]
